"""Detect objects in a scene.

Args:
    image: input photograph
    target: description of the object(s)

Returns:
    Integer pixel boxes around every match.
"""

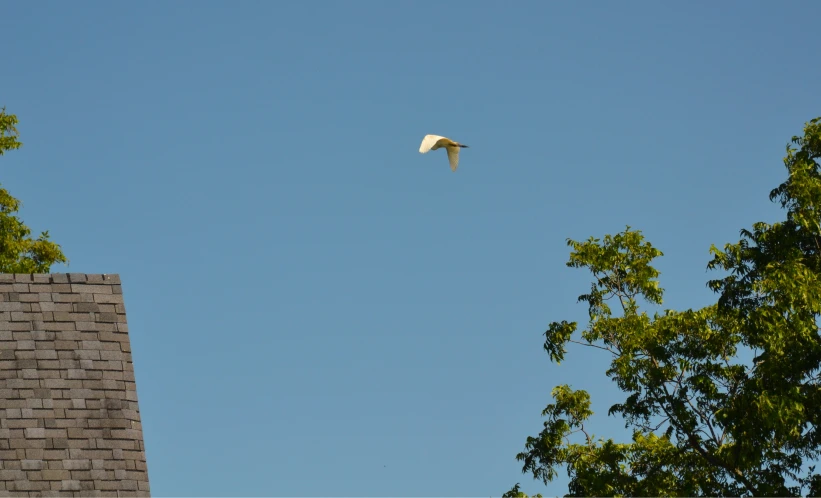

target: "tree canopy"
[0,106,68,273]
[511,118,821,496]
[0,107,23,156]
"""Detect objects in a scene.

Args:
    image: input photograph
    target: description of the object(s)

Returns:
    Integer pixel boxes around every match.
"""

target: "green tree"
[513,118,821,497]
[503,483,543,498]
[0,107,68,272]
[0,106,23,156]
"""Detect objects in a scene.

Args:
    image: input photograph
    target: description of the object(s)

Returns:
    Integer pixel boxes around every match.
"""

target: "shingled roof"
[0,273,149,497]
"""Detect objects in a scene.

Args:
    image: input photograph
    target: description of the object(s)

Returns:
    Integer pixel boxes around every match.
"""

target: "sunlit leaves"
[514,118,821,497]
[0,185,68,273]
[0,107,23,156]
[503,483,544,498]
[567,228,664,318]
[544,321,577,364]
[0,108,68,273]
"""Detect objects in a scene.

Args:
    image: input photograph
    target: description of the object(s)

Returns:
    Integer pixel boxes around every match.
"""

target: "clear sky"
[2,1,820,495]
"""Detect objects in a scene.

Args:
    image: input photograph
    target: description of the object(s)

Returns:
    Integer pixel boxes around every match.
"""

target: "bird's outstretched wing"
[419,134,446,153]
[446,146,459,172]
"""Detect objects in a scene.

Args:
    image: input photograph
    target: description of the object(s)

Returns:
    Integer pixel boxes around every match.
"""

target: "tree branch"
[567,339,618,355]
[648,355,759,495]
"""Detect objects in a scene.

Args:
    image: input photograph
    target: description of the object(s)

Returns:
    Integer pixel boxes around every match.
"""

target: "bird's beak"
[461,144,469,148]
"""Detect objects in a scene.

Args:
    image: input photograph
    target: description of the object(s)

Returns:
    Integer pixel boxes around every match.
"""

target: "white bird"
[418,134,469,172]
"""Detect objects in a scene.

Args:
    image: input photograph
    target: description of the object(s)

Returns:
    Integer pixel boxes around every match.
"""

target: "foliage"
[513,118,821,496]
[0,107,23,156]
[0,107,68,272]
[503,483,543,498]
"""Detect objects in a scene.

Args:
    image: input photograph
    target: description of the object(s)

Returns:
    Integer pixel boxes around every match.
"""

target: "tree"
[503,483,543,498]
[0,107,68,273]
[512,118,821,496]
[0,106,23,156]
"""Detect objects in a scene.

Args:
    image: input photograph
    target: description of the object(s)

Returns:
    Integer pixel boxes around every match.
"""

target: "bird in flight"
[418,134,469,172]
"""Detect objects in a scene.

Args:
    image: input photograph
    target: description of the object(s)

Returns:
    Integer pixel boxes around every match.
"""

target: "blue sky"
[3,1,820,495]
